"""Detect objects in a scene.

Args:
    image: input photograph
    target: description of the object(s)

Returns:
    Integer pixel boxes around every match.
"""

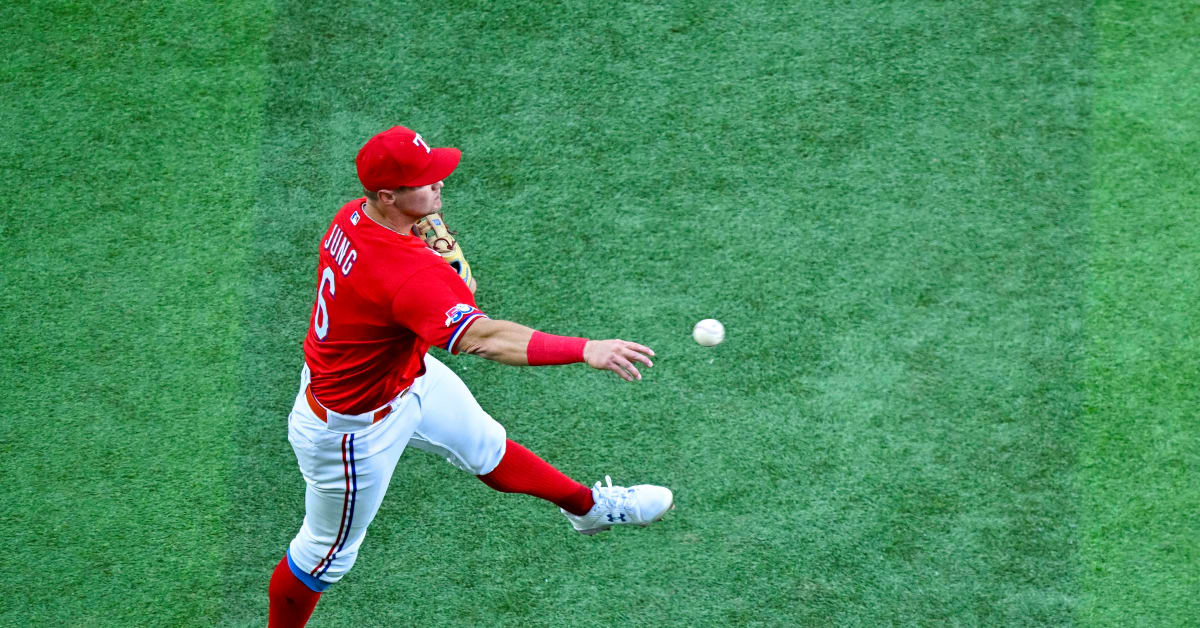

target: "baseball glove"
[413,212,476,293]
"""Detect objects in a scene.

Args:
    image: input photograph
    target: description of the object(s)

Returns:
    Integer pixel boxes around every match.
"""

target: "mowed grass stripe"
[1082,1,1200,625]
[0,1,270,624]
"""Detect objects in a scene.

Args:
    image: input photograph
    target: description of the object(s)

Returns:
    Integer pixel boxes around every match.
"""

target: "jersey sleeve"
[391,262,489,355]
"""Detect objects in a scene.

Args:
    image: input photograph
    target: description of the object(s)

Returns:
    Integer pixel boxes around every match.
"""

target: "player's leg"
[405,354,593,513]
[269,383,422,627]
[408,355,673,533]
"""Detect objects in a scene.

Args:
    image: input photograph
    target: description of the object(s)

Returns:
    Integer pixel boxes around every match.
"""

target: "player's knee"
[289,531,361,588]
[311,551,358,586]
[461,419,507,475]
[479,428,508,475]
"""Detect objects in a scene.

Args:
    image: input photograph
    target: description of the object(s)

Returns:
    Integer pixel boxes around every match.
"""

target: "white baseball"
[692,319,725,346]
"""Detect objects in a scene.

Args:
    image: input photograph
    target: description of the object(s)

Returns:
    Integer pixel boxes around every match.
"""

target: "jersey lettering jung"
[323,224,358,276]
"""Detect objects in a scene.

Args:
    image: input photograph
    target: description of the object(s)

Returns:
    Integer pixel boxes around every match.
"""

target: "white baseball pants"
[284,355,507,589]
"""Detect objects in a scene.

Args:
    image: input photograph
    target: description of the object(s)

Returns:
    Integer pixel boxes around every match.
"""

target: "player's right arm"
[457,318,655,382]
[390,263,653,381]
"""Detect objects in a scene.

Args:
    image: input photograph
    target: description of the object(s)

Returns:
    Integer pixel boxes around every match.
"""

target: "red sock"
[478,439,595,515]
[268,554,322,628]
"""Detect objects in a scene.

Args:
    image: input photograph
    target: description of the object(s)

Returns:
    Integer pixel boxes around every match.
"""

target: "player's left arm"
[457,318,654,382]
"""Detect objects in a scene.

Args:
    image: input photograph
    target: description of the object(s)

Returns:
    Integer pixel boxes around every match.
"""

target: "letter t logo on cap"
[412,133,431,153]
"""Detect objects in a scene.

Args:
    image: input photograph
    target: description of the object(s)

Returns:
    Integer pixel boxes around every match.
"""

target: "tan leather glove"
[412,212,476,293]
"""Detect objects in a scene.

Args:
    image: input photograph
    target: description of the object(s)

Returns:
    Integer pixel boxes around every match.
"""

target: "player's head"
[356,125,460,195]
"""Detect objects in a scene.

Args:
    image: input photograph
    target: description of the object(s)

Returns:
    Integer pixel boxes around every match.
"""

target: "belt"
[304,385,407,426]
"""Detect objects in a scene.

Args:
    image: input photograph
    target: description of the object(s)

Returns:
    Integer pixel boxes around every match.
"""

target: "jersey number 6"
[314,266,335,340]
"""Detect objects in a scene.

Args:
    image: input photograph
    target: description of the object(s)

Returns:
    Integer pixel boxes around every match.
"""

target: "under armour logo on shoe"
[607,513,628,522]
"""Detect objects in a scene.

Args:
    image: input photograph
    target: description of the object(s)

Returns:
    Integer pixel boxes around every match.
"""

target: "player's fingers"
[624,341,655,357]
[608,362,634,382]
[613,357,642,381]
[624,347,653,368]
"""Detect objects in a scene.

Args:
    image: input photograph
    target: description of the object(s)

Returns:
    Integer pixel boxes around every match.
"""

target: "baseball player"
[267,125,674,627]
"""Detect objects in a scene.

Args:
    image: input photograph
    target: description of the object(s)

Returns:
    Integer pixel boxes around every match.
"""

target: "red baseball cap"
[355,125,461,191]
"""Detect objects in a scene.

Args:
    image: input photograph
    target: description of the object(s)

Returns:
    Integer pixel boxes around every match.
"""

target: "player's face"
[390,180,444,218]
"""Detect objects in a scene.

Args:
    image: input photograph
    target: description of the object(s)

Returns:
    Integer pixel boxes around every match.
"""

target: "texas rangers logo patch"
[444,304,477,327]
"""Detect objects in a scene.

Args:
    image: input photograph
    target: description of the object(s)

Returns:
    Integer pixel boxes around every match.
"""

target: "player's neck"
[362,199,417,236]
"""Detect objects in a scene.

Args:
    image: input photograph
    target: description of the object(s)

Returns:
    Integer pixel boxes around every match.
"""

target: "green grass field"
[2,1,1197,625]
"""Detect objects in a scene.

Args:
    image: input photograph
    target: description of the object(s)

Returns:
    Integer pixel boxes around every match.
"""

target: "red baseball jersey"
[302,199,488,414]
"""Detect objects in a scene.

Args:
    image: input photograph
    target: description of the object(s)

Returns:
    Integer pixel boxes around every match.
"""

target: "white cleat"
[562,475,674,535]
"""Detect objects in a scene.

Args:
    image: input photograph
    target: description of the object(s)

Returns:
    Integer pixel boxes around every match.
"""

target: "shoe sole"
[575,502,675,536]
